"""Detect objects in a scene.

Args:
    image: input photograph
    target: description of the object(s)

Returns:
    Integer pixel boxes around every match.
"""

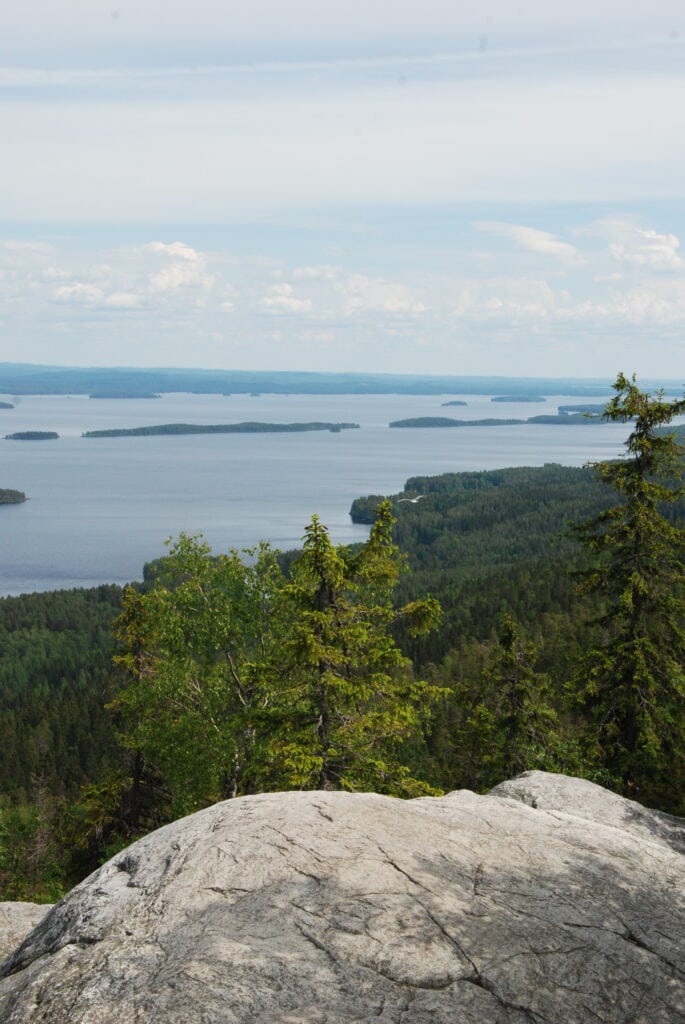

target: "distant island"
[0,401,14,409]
[0,488,26,504]
[441,400,467,407]
[89,392,161,400]
[390,417,524,428]
[4,431,59,440]
[390,414,610,428]
[491,395,545,403]
[83,422,360,438]
[558,403,609,415]
[527,414,601,425]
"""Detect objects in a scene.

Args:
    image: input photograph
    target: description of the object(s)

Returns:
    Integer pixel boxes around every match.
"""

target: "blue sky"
[2,2,685,378]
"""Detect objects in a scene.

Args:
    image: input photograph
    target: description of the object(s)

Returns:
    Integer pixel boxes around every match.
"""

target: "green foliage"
[113,537,288,815]
[256,502,443,794]
[113,504,442,808]
[572,373,685,811]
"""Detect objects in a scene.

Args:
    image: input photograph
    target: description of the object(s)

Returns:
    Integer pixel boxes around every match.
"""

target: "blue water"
[0,392,633,596]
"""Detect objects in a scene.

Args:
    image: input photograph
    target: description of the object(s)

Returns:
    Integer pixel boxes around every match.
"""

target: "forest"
[0,375,684,902]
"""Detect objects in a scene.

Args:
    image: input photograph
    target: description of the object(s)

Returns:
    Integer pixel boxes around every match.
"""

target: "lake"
[0,391,634,597]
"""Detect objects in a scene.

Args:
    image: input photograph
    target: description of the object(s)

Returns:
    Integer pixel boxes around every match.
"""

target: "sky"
[2,2,685,379]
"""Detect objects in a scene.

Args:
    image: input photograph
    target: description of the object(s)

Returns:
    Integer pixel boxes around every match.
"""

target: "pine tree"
[572,372,685,811]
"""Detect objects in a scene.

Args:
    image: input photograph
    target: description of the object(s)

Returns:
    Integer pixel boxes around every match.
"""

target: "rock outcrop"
[0,904,50,963]
[0,771,683,1022]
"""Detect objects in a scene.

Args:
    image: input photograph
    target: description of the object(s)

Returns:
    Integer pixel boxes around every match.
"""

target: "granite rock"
[0,904,50,964]
[0,771,683,1023]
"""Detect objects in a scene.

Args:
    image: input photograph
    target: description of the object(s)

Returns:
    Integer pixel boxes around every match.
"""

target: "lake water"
[0,391,634,597]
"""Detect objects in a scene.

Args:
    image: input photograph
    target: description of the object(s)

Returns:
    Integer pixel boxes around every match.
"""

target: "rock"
[0,771,683,1022]
[0,903,51,963]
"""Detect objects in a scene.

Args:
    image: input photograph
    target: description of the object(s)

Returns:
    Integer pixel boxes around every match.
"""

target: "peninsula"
[83,421,360,438]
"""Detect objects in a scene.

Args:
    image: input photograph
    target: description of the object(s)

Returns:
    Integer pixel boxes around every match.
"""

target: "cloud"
[146,241,215,293]
[262,282,312,313]
[104,292,141,308]
[147,241,201,262]
[293,265,339,281]
[475,222,584,265]
[52,282,104,305]
[581,216,683,272]
[335,274,426,315]
[609,228,681,271]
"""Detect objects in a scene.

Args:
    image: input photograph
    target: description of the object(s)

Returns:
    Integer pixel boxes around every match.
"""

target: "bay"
[0,391,633,597]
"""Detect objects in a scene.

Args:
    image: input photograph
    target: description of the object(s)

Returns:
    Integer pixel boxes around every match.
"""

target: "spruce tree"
[572,372,685,811]
[258,501,443,795]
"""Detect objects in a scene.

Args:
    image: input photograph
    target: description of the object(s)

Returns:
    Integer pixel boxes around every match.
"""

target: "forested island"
[558,403,610,415]
[440,400,467,406]
[4,431,59,440]
[83,421,359,438]
[389,414,607,428]
[0,401,14,409]
[390,417,525,427]
[0,488,26,504]
[89,392,161,400]
[491,394,545,402]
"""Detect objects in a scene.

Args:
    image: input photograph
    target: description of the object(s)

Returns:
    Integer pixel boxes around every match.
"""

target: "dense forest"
[1,376,684,902]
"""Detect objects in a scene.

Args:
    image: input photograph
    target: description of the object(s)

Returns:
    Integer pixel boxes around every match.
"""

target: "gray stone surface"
[0,904,51,963]
[0,771,683,1023]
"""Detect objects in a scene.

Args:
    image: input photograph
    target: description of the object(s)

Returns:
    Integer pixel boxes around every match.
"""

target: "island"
[82,422,360,438]
[440,400,467,407]
[0,401,14,409]
[527,414,601,425]
[389,417,524,428]
[491,395,546,403]
[0,488,26,504]
[89,392,161,399]
[4,431,59,440]
[558,403,609,415]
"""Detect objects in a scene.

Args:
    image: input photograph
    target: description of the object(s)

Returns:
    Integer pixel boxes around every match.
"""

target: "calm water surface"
[0,392,634,596]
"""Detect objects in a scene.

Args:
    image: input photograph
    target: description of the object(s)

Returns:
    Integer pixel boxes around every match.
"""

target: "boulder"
[0,904,50,963]
[0,771,683,1022]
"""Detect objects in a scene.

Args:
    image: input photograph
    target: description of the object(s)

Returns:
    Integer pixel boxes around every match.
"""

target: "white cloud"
[293,265,340,281]
[610,228,681,271]
[146,242,215,293]
[104,292,141,308]
[335,274,426,315]
[475,222,584,265]
[147,241,201,262]
[53,282,104,305]
[262,282,312,313]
